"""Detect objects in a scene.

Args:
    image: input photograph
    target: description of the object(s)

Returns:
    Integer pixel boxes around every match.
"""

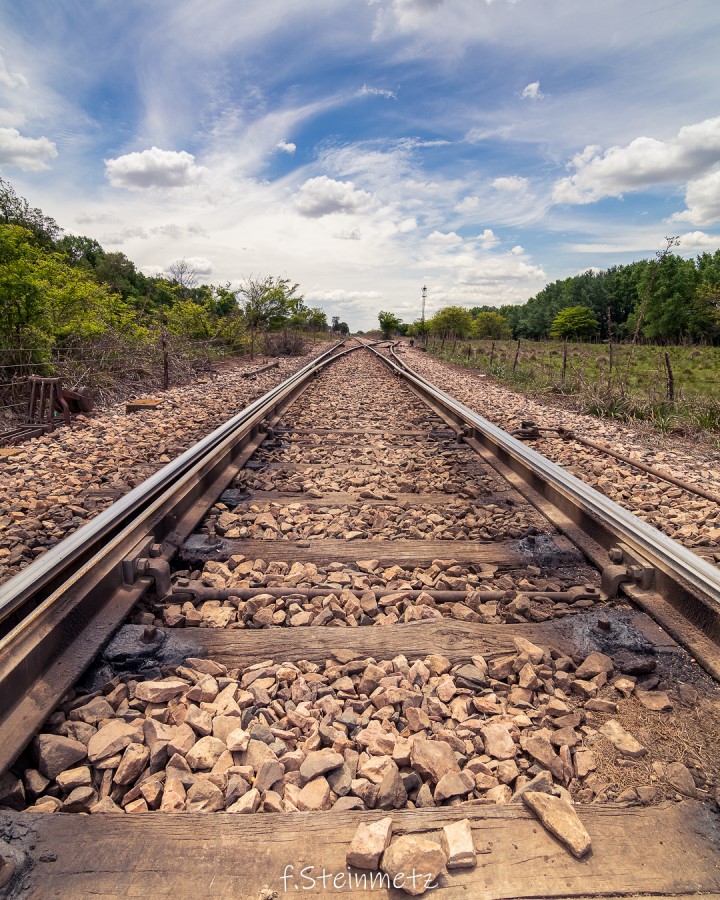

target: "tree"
[549,306,599,340]
[407,318,430,342]
[378,310,403,338]
[428,306,474,348]
[0,177,61,247]
[237,275,300,357]
[168,258,198,290]
[473,311,512,340]
[0,224,134,350]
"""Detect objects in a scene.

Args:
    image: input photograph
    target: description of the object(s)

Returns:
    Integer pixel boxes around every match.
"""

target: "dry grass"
[579,688,720,801]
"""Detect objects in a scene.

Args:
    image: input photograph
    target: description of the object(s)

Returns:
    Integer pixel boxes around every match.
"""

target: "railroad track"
[0,338,718,898]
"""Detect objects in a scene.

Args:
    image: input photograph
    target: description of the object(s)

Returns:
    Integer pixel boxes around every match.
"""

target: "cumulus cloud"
[676,230,720,250]
[671,168,720,226]
[426,230,462,245]
[454,195,480,214]
[359,85,397,100]
[459,257,546,285]
[511,244,524,255]
[166,256,213,276]
[477,228,499,248]
[140,265,166,277]
[521,81,543,100]
[0,127,57,170]
[553,117,720,208]
[294,176,375,217]
[275,140,296,154]
[104,147,206,190]
[492,175,529,192]
[333,228,362,240]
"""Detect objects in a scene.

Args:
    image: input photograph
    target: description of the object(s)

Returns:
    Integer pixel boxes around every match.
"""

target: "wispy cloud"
[358,84,397,100]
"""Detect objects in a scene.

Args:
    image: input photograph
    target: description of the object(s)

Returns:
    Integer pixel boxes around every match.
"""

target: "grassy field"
[426,338,720,437]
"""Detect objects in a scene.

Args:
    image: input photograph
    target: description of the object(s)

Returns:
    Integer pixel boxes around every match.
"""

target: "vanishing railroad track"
[0,339,719,898]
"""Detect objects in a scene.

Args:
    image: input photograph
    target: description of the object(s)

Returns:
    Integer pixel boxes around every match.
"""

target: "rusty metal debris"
[0,376,93,446]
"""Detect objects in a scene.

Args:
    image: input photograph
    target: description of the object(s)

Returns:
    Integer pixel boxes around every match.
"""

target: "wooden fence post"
[664,351,675,401]
[161,329,169,390]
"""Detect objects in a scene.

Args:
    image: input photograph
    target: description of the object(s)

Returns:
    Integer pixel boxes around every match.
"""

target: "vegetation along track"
[0,339,719,898]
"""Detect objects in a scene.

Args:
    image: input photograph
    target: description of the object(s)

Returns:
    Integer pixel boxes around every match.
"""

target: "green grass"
[425,338,720,439]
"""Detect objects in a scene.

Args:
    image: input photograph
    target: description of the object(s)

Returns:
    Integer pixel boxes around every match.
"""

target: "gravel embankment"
[402,348,720,559]
[0,345,335,587]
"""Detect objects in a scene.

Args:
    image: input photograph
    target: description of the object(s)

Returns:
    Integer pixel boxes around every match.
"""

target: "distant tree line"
[379,240,720,346]
[0,177,328,361]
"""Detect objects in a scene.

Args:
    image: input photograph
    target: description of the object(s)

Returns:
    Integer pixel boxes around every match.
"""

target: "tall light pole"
[421,285,427,324]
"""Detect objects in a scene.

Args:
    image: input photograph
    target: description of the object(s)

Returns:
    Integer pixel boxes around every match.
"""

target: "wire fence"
[0,334,218,428]
[0,329,323,431]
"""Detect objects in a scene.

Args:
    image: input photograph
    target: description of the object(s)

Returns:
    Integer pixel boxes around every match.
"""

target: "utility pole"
[421,285,427,324]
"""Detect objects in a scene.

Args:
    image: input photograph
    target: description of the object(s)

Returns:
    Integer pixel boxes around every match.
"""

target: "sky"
[1,0,720,331]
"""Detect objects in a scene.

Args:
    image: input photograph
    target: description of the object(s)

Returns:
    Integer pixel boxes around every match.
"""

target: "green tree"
[472,311,512,339]
[0,177,61,247]
[428,306,474,348]
[549,306,599,340]
[0,224,134,349]
[238,276,299,357]
[631,251,698,342]
[378,310,403,338]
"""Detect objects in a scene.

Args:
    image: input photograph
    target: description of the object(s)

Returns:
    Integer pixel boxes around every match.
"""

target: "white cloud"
[671,168,720,226]
[294,175,375,217]
[477,228,499,248]
[676,230,720,250]
[275,140,296,154]
[307,288,383,306]
[0,53,27,89]
[373,0,447,35]
[333,228,362,240]
[359,84,397,100]
[140,265,166,277]
[426,229,462,245]
[0,127,57,170]
[166,256,213,276]
[454,195,480,213]
[521,81,543,100]
[553,116,720,206]
[396,216,418,232]
[104,147,206,190]
[511,244,524,255]
[492,175,529,192]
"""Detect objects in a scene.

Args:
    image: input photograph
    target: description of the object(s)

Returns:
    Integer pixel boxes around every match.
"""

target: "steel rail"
[0,340,346,629]
[369,343,720,663]
[0,340,356,774]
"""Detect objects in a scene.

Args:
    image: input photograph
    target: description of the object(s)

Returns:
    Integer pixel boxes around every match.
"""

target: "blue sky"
[1,0,719,330]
